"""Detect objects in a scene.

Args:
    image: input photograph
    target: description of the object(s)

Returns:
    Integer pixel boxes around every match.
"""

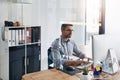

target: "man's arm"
[64,60,89,66]
[73,41,85,59]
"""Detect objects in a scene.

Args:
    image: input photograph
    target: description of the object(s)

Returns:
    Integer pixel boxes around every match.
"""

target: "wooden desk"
[22,69,120,80]
[22,69,80,80]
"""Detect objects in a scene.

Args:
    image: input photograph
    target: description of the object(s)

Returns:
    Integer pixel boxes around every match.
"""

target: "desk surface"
[22,69,120,80]
[22,69,80,80]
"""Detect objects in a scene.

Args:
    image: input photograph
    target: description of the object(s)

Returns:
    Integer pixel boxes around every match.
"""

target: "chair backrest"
[48,47,53,68]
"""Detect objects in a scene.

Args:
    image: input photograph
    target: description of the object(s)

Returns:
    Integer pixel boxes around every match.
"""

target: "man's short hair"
[61,24,73,30]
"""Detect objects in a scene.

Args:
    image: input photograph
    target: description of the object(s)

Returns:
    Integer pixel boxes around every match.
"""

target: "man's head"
[61,24,73,39]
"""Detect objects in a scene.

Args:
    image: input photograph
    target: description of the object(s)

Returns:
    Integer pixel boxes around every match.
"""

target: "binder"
[22,29,25,44]
[8,30,12,46]
[19,29,22,44]
[26,27,31,43]
[15,30,19,45]
[21,29,25,44]
[31,27,40,42]
[11,30,16,46]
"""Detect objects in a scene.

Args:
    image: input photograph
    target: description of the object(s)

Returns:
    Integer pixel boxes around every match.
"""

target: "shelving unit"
[0,26,41,80]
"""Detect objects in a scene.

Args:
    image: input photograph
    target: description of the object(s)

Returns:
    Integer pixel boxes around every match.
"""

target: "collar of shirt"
[61,37,70,43]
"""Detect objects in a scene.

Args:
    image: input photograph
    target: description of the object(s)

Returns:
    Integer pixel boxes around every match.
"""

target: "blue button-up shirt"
[51,37,83,67]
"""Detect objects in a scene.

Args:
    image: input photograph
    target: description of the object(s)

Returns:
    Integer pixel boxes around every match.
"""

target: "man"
[51,24,86,68]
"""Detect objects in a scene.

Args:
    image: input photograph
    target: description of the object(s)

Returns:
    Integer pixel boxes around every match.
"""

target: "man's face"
[62,26,73,38]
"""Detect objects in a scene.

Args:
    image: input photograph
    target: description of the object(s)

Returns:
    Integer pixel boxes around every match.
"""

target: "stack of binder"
[8,29,25,46]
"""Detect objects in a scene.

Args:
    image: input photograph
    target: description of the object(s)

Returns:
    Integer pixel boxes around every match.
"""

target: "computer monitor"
[92,35,120,67]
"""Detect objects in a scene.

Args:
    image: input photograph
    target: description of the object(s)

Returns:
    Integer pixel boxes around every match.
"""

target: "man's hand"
[74,60,89,66]
[79,54,86,59]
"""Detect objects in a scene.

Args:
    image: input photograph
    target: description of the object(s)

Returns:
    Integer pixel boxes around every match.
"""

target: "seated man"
[51,24,88,69]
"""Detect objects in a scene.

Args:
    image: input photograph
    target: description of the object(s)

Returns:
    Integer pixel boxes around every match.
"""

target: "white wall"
[105,0,120,35]
[0,0,32,26]
[71,25,85,46]
[0,0,8,27]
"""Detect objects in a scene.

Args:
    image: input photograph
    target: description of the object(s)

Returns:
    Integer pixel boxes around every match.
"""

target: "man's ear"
[61,29,64,33]
[61,29,64,31]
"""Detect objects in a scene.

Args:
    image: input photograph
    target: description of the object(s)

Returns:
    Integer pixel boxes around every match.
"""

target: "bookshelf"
[0,26,41,80]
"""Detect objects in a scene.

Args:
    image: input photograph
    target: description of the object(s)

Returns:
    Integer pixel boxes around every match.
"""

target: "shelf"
[0,26,41,80]
[5,26,25,29]
[4,25,41,29]
[26,42,41,45]
[9,44,25,47]
[9,42,41,47]
[5,26,41,47]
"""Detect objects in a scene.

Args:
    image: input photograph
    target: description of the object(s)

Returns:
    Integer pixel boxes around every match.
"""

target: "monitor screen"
[92,35,120,66]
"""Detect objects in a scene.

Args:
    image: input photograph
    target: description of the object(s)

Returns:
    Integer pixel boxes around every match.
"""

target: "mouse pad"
[57,67,81,75]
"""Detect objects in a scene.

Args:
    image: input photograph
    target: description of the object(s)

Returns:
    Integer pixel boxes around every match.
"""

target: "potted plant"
[80,67,91,80]
[83,67,89,75]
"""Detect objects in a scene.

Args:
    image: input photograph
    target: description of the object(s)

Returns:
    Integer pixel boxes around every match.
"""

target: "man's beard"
[65,34,71,38]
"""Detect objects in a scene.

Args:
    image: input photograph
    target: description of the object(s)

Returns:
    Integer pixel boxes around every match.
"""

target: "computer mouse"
[65,66,75,71]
